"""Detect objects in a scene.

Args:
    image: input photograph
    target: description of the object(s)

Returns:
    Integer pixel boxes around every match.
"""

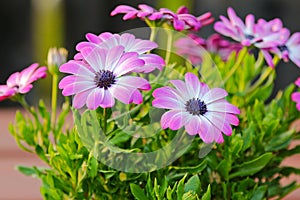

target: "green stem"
[149,26,157,42]
[51,74,58,130]
[103,108,107,134]
[165,29,173,65]
[247,56,280,93]
[223,47,248,83]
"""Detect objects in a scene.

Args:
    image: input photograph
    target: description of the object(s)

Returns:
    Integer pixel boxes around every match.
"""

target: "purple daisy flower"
[214,7,288,47]
[111,4,162,20]
[214,7,289,67]
[6,63,47,94]
[292,78,300,111]
[75,32,165,73]
[59,46,151,110]
[152,73,240,143]
[0,63,47,101]
[111,4,213,31]
[271,32,300,67]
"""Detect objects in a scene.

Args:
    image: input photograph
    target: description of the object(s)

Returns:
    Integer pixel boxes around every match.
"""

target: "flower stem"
[51,74,58,131]
[223,47,248,83]
[165,29,173,65]
[247,56,279,93]
[103,108,107,134]
[149,26,157,42]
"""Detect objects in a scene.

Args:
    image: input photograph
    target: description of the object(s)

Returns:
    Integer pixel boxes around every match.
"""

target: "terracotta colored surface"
[1,108,300,199]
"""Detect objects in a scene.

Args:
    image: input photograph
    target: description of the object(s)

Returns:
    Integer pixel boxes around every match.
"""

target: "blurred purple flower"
[75,32,165,73]
[111,4,213,31]
[175,33,242,65]
[0,63,47,101]
[152,72,240,143]
[292,78,300,111]
[214,7,289,67]
[270,32,300,67]
[59,46,151,110]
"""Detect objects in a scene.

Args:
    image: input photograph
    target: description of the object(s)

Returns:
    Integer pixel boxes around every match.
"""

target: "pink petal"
[60,61,95,77]
[168,111,190,130]
[86,33,102,44]
[185,73,201,98]
[82,47,109,72]
[6,72,20,87]
[135,54,165,73]
[109,85,138,104]
[105,46,126,71]
[117,76,150,90]
[185,115,201,135]
[73,90,91,109]
[111,5,137,16]
[292,92,300,102]
[100,90,115,108]
[160,110,182,129]
[207,99,240,114]
[61,81,95,96]
[129,40,158,54]
[170,80,190,100]
[114,53,145,76]
[86,89,104,110]
[202,88,228,104]
[152,87,185,109]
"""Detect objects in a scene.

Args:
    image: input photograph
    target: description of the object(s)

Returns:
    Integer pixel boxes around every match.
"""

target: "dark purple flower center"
[94,70,116,90]
[245,34,255,40]
[278,45,289,52]
[185,98,207,116]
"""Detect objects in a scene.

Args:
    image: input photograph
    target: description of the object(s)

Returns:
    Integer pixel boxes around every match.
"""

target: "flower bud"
[47,47,68,75]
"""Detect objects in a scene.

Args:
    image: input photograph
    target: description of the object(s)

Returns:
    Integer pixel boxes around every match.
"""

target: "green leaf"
[170,160,207,174]
[184,175,201,194]
[264,130,294,152]
[17,166,37,176]
[201,185,211,200]
[109,131,131,145]
[182,191,198,200]
[35,145,48,163]
[177,174,187,200]
[130,183,147,200]
[229,153,273,179]
[88,157,98,178]
[159,176,168,198]
[250,185,267,200]
[216,159,230,180]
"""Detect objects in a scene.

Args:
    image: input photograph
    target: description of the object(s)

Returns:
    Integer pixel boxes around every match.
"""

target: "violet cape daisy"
[292,78,300,111]
[59,46,151,110]
[0,63,47,101]
[152,73,240,143]
[75,32,165,73]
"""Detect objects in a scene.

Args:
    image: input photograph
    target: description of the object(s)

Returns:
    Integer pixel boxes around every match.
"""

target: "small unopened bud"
[47,47,68,75]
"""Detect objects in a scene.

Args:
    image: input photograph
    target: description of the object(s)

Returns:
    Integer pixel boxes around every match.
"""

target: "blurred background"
[1,0,300,107]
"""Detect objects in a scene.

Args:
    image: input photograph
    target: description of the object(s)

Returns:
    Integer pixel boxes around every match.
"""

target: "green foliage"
[7,29,300,200]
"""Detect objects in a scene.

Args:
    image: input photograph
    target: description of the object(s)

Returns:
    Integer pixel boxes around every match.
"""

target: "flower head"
[0,63,47,101]
[59,46,151,110]
[75,32,165,73]
[270,32,300,67]
[214,7,289,67]
[152,73,240,143]
[111,4,213,31]
[292,78,300,111]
